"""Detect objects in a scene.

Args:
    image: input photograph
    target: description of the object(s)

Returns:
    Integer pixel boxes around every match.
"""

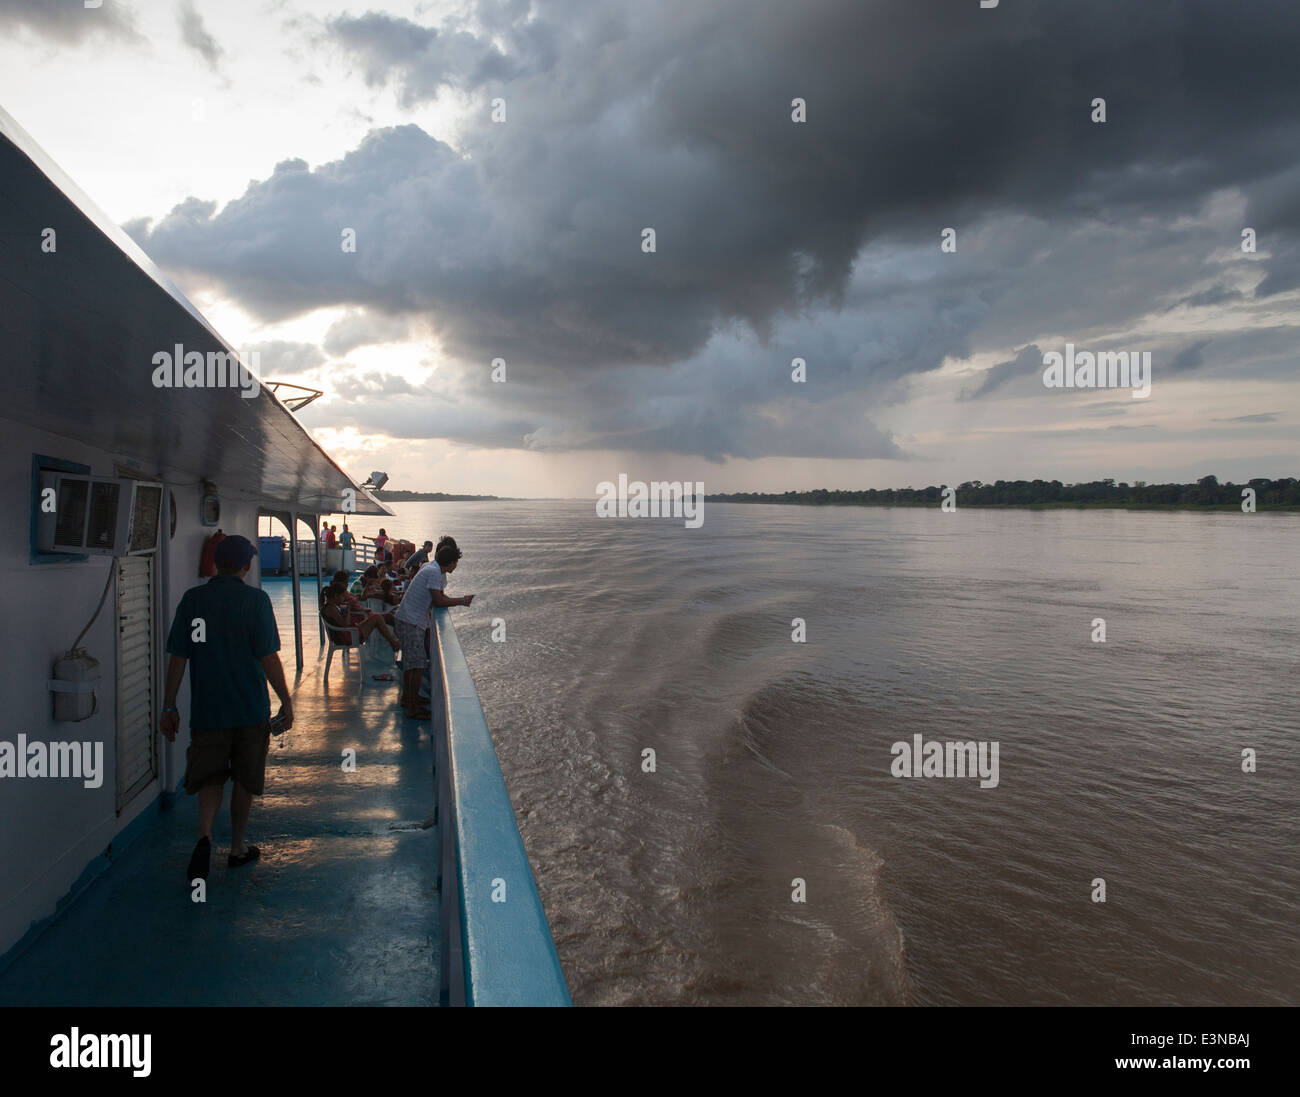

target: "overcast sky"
[3,0,1298,496]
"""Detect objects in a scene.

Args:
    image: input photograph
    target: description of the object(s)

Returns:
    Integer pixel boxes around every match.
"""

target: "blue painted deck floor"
[0,581,440,1006]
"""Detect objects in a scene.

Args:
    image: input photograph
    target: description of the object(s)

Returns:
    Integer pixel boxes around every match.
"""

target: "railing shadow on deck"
[430,607,571,1007]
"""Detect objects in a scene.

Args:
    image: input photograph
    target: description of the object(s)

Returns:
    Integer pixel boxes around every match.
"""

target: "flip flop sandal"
[187,836,211,882]
[228,845,261,868]
[372,672,395,680]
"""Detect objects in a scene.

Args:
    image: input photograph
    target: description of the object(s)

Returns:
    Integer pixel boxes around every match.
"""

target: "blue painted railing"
[431,608,571,1007]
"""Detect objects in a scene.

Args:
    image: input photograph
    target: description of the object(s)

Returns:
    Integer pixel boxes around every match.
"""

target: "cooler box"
[259,536,286,574]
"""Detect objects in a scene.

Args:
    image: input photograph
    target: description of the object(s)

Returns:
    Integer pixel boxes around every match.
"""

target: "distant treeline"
[708,476,1300,509]
[374,490,501,502]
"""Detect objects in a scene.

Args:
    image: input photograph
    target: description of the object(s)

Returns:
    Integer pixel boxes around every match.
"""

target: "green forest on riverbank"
[708,476,1300,509]
[374,490,502,502]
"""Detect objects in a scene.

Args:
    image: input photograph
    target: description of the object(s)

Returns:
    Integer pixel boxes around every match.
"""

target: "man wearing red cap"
[159,534,293,883]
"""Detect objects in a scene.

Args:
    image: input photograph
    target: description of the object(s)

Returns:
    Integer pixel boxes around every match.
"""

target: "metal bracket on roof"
[264,381,324,412]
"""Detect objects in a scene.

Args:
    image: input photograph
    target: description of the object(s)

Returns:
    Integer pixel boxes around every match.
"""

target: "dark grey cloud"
[0,0,141,43]
[178,0,223,72]
[332,370,422,398]
[1211,412,1280,423]
[963,345,1042,400]
[326,11,522,107]
[125,0,1300,459]
[322,309,411,356]
[1244,162,1300,296]
[1253,241,1300,297]
[1169,285,1244,310]
[1167,339,1212,374]
[246,340,325,377]
[1154,327,1300,383]
[973,423,1161,439]
[1080,400,1136,418]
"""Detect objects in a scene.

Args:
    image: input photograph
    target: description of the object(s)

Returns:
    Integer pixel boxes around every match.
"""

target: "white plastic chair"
[321,613,364,691]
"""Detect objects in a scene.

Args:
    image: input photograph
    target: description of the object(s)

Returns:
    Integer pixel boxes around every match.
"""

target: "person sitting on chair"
[329,570,368,621]
[322,584,400,653]
[357,565,384,599]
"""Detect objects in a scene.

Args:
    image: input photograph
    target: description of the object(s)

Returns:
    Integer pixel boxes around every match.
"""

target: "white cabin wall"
[0,423,121,958]
[0,418,263,958]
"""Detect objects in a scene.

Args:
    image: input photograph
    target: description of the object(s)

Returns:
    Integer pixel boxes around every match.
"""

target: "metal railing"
[292,542,378,575]
[430,607,571,1007]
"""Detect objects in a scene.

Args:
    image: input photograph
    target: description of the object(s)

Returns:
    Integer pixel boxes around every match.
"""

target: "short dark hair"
[434,541,462,567]
[333,570,349,584]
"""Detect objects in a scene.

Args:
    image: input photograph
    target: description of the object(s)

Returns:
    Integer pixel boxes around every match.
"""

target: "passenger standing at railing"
[395,537,474,721]
[406,540,433,572]
[337,523,355,570]
[369,528,390,564]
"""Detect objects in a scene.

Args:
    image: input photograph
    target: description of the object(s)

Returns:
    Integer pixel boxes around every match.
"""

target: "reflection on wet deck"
[0,580,439,1007]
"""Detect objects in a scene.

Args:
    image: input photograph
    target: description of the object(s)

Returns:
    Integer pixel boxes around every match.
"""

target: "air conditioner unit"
[36,474,163,556]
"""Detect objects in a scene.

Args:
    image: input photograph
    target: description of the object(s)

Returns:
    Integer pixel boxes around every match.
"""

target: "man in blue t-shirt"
[405,540,433,572]
[160,535,293,883]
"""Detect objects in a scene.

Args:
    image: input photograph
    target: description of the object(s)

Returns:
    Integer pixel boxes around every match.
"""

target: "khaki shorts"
[184,724,271,795]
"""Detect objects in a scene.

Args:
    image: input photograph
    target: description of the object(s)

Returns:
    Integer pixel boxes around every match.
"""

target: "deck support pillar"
[288,510,304,672]
[312,517,323,645]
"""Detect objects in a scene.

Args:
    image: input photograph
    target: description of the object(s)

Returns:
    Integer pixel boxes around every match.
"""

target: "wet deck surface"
[0,579,439,1006]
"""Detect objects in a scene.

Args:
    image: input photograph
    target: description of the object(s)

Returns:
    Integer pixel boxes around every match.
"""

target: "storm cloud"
[964,345,1044,401]
[0,0,141,43]
[123,0,1300,461]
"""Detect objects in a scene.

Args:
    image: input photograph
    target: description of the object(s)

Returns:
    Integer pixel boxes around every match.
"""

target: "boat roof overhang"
[0,107,391,519]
